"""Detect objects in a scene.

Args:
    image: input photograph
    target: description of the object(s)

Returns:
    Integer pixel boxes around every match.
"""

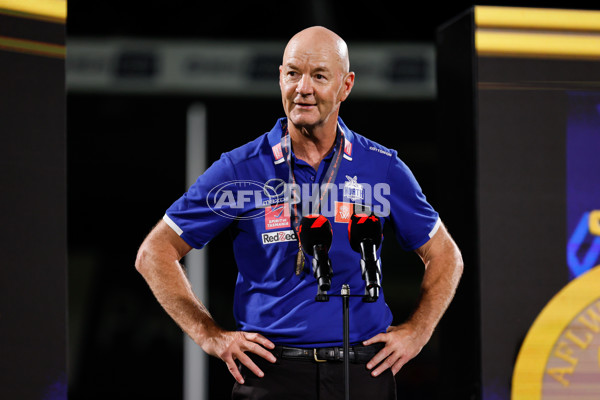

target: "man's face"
[279,39,353,131]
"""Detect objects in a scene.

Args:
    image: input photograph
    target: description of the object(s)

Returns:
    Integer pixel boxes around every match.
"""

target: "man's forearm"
[363,223,463,376]
[409,225,463,344]
[408,255,463,344]
[135,224,277,383]
[135,222,219,347]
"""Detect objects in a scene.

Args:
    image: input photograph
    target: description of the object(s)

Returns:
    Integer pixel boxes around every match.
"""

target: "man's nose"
[296,74,313,95]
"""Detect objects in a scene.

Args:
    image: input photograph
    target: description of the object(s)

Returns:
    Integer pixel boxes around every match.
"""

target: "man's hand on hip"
[201,329,277,384]
[362,324,425,377]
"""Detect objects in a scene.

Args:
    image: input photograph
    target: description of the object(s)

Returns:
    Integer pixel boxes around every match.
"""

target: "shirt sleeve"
[386,153,440,251]
[164,153,239,249]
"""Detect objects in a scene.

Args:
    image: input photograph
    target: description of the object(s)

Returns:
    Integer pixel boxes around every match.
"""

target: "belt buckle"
[313,348,327,363]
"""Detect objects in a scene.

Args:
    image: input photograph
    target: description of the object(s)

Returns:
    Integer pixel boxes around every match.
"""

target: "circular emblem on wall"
[512,265,600,400]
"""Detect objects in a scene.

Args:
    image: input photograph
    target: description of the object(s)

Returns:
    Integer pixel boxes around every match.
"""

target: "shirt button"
[310,176,315,181]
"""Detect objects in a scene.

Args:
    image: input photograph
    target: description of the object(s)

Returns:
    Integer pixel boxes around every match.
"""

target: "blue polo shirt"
[164,117,440,347]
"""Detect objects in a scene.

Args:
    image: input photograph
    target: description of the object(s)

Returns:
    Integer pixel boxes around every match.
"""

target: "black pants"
[231,352,397,400]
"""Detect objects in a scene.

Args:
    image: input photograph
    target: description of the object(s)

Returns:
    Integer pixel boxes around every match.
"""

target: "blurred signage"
[566,92,600,279]
[66,38,435,98]
[512,265,600,400]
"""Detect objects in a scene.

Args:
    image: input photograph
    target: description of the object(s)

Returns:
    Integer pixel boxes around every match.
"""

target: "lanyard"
[280,120,345,274]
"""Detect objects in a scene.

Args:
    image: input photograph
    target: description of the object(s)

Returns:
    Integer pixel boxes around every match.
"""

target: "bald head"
[279,26,355,136]
[283,26,350,73]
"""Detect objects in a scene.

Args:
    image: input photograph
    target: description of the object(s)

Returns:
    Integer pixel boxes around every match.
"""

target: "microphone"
[348,212,382,302]
[299,214,333,295]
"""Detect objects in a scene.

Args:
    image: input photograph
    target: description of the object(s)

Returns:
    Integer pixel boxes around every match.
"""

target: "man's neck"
[288,123,337,171]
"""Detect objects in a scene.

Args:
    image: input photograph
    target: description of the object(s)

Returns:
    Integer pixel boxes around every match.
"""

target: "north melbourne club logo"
[343,175,364,201]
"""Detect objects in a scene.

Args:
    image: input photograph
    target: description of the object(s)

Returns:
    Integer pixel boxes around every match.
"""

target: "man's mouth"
[294,102,315,108]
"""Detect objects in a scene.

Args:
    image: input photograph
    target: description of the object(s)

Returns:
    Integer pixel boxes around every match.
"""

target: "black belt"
[271,343,384,363]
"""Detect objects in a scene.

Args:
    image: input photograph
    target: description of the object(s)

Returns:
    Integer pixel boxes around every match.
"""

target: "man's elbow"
[452,247,465,282]
[135,242,155,276]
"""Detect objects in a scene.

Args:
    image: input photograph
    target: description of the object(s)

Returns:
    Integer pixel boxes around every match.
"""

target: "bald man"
[136,26,463,399]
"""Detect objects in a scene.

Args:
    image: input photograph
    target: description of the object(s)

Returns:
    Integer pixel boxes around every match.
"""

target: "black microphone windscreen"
[348,213,382,252]
[299,214,332,255]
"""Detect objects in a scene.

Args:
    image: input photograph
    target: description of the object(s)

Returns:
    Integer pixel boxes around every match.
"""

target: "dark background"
[0,22,66,399]
[65,2,599,399]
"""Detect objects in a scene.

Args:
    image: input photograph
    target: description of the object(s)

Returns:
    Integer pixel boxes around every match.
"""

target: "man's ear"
[339,71,355,102]
[278,65,284,90]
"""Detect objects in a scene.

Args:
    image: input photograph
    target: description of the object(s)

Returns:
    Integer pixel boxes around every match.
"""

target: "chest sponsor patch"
[334,201,354,223]
[265,203,291,230]
[262,229,297,245]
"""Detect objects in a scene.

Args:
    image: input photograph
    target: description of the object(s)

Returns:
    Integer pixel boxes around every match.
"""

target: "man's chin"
[288,116,319,130]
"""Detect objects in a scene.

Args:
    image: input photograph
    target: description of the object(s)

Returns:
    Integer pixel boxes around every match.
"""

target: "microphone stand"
[317,283,366,400]
[312,248,379,400]
[341,284,350,400]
